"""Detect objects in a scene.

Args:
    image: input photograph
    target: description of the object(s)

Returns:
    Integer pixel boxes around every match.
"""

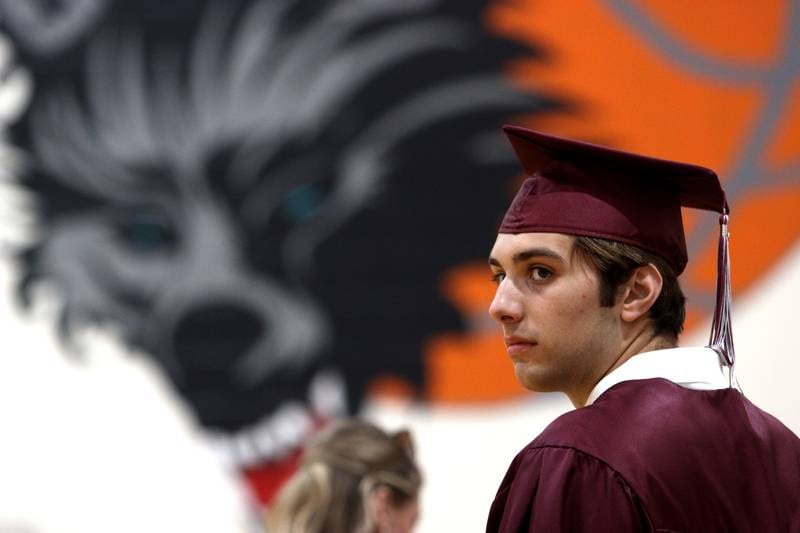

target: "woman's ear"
[368,486,393,532]
[620,263,663,323]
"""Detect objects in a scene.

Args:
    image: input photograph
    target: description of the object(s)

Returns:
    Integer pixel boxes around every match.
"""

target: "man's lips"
[505,336,537,356]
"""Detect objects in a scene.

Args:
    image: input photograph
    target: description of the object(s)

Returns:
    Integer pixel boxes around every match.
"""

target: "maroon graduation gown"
[487,378,800,532]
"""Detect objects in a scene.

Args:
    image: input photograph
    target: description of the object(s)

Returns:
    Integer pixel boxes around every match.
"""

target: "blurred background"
[0,0,797,531]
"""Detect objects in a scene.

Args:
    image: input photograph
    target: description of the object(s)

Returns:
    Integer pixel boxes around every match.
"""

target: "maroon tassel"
[708,210,735,369]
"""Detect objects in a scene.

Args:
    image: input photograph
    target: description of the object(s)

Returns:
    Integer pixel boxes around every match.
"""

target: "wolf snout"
[172,301,268,373]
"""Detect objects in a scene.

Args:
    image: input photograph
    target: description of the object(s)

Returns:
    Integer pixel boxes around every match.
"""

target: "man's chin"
[513,362,561,393]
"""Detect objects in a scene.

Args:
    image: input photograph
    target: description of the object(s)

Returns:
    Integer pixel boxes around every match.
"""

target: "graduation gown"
[486,348,800,532]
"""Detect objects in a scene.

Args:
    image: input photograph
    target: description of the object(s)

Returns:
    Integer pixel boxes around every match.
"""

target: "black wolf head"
[3,0,556,466]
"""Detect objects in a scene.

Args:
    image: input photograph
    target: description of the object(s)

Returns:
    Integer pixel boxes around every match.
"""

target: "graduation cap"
[499,124,735,369]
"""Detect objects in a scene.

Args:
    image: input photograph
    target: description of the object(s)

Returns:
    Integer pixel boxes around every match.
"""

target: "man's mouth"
[505,336,537,356]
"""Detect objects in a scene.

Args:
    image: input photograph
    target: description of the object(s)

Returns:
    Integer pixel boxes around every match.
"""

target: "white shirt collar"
[585,346,735,406]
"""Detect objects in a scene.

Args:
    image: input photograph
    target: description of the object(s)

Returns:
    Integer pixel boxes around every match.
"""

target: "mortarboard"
[498,124,735,370]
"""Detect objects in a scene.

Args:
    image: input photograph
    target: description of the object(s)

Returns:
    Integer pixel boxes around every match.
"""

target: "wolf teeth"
[206,371,347,469]
[308,370,347,418]
[208,401,313,468]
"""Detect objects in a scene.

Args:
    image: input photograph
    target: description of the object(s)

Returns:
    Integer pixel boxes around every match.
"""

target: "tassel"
[707,209,735,377]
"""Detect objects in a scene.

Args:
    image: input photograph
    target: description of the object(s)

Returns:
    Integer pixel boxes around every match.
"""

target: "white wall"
[0,261,259,532]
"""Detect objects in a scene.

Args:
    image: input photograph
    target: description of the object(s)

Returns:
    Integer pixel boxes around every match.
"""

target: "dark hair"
[572,236,686,340]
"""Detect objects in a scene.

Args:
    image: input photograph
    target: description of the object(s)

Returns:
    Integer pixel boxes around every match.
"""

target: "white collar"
[585,346,735,406]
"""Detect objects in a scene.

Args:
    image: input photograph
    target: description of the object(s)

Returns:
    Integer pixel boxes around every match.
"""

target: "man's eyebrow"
[513,248,565,263]
[488,247,565,267]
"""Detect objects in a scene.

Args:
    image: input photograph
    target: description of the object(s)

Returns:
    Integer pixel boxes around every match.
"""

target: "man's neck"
[568,329,676,408]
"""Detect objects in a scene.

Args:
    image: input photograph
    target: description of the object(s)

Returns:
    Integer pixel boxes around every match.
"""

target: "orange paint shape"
[640,0,784,63]
[441,261,497,314]
[680,306,705,338]
[425,332,529,403]
[368,376,417,400]
[486,0,760,177]
[426,262,529,402]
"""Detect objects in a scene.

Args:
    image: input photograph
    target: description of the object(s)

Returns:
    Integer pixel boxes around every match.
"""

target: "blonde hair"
[266,419,421,533]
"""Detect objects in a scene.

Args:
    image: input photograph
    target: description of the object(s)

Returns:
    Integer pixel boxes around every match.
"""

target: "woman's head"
[267,419,422,533]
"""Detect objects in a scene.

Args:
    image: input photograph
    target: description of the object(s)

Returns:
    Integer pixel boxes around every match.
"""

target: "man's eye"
[490,271,505,284]
[529,267,552,281]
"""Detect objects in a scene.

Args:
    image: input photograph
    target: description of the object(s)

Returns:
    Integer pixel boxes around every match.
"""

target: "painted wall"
[0,1,796,531]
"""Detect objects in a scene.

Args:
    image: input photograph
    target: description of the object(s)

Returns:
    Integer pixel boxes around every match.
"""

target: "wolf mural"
[0,0,553,501]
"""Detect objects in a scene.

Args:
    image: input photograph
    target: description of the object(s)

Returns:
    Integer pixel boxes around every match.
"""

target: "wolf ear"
[0,0,109,58]
[392,429,414,457]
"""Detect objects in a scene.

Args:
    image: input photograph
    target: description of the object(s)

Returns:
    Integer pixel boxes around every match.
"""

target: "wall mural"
[0,0,553,504]
[0,0,797,517]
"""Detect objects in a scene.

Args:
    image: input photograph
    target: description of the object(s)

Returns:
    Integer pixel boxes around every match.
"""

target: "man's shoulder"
[497,379,800,532]
[488,425,653,532]
[528,379,671,445]
[523,377,800,490]
[526,378,728,463]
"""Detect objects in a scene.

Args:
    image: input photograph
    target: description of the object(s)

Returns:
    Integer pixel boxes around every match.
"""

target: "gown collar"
[586,346,736,406]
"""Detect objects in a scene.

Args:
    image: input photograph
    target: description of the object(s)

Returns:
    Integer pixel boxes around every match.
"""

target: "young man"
[486,125,800,532]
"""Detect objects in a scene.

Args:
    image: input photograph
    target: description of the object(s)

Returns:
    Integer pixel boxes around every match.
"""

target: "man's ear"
[620,263,663,323]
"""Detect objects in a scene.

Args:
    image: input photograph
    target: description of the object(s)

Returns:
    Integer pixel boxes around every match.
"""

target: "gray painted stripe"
[768,164,800,186]
[602,0,771,84]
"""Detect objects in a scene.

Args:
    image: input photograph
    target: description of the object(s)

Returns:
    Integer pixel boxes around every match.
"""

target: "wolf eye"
[280,183,323,223]
[115,213,177,253]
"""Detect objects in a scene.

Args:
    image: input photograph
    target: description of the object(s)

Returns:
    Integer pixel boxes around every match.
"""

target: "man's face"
[488,233,623,401]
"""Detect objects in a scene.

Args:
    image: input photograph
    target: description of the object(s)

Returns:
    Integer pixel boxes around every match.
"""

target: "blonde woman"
[266,419,422,533]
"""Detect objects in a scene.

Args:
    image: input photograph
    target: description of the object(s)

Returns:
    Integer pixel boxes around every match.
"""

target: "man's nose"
[488,280,523,324]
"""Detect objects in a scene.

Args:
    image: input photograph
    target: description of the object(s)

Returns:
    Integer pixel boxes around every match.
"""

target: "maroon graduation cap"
[499,124,735,368]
